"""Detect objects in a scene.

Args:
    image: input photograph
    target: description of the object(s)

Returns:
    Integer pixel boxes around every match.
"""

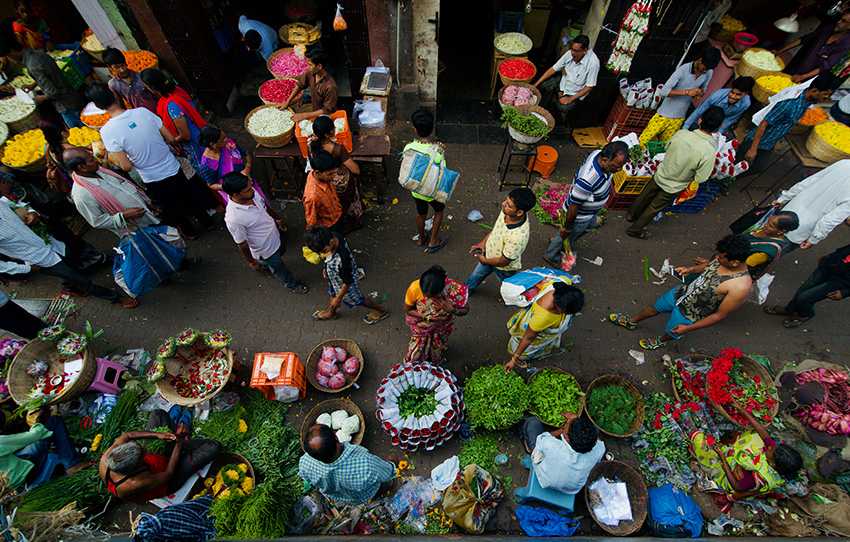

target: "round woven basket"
[7,338,96,407]
[266,48,309,79]
[529,367,585,427]
[736,48,784,80]
[155,346,234,407]
[585,374,645,438]
[306,339,364,393]
[753,74,792,104]
[494,32,533,56]
[498,58,537,86]
[708,356,779,426]
[278,23,321,46]
[244,105,295,148]
[258,77,299,106]
[585,460,648,536]
[670,353,713,404]
[0,121,9,148]
[6,153,47,174]
[81,35,106,63]
[300,397,366,448]
[190,452,254,499]
[2,105,40,134]
[805,126,850,163]
[507,104,555,144]
[498,82,542,110]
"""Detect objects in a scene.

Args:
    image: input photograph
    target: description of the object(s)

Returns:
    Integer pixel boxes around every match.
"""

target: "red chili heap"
[499,58,535,80]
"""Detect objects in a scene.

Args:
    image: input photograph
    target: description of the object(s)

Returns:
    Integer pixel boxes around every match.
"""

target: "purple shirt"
[787,21,850,76]
[108,73,158,113]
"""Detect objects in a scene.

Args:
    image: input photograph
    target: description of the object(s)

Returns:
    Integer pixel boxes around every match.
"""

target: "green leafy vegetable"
[398,387,438,419]
[587,384,638,435]
[458,433,502,473]
[464,365,530,430]
[633,392,691,488]
[18,467,105,512]
[99,388,145,452]
[144,425,173,455]
[500,106,550,137]
[210,491,249,536]
[529,369,583,426]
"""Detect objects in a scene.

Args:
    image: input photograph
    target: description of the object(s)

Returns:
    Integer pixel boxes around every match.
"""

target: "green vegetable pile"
[144,425,173,455]
[529,369,583,426]
[587,384,638,435]
[633,392,691,488]
[398,387,438,419]
[18,467,105,512]
[500,107,550,137]
[458,433,502,473]
[464,365,530,430]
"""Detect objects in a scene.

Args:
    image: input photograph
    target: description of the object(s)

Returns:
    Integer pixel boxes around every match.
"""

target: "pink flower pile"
[501,85,534,106]
[269,51,309,78]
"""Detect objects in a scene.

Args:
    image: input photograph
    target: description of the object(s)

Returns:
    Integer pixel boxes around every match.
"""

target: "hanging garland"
[607,0,654,75]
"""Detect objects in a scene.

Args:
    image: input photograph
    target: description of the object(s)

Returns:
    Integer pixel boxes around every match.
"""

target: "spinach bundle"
[464,365,530,430]
[587,384,638,435]
[458,433,502,473]
[500,107,549,137]
[529,369,583,426]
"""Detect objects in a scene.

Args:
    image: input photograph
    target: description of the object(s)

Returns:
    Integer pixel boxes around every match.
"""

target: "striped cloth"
[565,150,612,224]
[134,495,216,542]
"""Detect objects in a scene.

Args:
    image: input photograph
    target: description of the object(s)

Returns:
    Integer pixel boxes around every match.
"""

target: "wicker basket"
[498,58,537,86]
[258,77,299,106]
[670,353,713,404]
[494,32,533,56]
[585,374,645,438]
[6,153,47,174]
[0,121,8,148]
[708,355,779,426]
[753,74,792,104]
[155,345,234,407]
[266,48,309,79]
[805,126,850,163]
[498,82,542,110]
[529,367,585,427]
[585,460,648,536]
[278,23,321,46]
[736,48,784,80]
[244,105,295,148]
[7,338,96,407]
[190,452,254,498]
[507,104,554,144]
[2,104,40,134]
[300,397,366,448]
[80,34,106,63]
[306,339,364,394]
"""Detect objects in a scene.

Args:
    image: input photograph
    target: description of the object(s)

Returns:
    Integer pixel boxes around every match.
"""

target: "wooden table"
[252,134,392,202]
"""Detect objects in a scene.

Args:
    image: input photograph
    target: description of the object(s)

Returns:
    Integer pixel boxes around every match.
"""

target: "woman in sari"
[505,282,584,372]
[12,1,49,49]
[308,116,363,231]
[198,125,266,208]
[690,402,802,508]
[404,265,469,363]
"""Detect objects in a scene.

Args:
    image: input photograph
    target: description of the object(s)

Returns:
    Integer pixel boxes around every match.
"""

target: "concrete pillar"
[412,0,439,105]
[70,0,136,50]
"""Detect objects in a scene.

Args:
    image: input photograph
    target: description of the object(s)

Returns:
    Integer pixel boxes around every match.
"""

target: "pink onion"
[343,356,360,375]
[318,359,338,377]
[334,347,347,362]
[328,373,346,389]
[316,373,330,387]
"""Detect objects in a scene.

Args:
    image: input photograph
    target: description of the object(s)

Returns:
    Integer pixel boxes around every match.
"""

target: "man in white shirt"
[534,35,600,132]
[522,414,605,495]
[86,85,212,239]
[64,148,159,238]
[222,173,308,294]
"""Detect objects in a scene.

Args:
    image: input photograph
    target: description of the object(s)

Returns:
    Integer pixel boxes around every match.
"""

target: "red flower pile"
[706,347,778,425]
[652,400,701,429]
[259,78,298,105]
[499,58,535,80]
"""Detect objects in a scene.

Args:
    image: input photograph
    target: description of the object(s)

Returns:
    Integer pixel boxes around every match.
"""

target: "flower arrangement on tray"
[149,329,233,400]
[0,337,26,401]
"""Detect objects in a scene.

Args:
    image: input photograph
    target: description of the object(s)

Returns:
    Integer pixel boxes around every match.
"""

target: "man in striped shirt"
[544,141,628,265]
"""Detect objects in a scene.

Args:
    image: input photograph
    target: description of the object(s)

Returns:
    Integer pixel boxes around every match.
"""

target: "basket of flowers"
[498,58,537,85]
[705,348,778,426]
[192,452,255,500]
[152,329,234,406]
[498,82,542,110]
[244,105,295,148]
[267,48,310,79]
[1,129,46,173]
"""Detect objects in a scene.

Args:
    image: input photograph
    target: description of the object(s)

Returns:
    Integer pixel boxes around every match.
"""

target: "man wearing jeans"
[222,173,308,294]
[466,188,536,292]
[544,141,628,265]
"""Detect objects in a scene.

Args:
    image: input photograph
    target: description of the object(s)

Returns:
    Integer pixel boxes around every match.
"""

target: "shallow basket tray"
[266,47,308,79]
[155,345,234,407]
[7,338,96,407]
[498,57,537,86]
[306,339,364,394]
[528,367,585,427]
[753,74,792,104]
[805,126,850,164]
[258,77,300,106]
[585,374,645,438]
[585,460,648,536]
[708,355,778,426]
[244,105,295,148]
[300,397,366,449]
[736,48,785,80]
[190,452,254,498]
[670,353,712,404]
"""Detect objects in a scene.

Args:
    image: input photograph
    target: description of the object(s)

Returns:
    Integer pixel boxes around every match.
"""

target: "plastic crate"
[496,11,525,33]
[56,48,91,90]
[250,352,306,401]
[667,181,721,214]
[603,95,655,140]
[607,190,639,210]
[613,170,652,195]
[295,110,353,158]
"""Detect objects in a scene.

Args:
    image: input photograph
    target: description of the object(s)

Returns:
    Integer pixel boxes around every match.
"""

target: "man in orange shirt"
[304,151,342,230]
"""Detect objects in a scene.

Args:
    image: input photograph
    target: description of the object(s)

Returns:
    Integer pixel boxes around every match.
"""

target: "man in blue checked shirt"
[683,77,754,137]
[543,141,629,266]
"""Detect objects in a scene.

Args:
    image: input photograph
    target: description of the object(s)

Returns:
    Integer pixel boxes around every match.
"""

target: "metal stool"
[498,134,538,190]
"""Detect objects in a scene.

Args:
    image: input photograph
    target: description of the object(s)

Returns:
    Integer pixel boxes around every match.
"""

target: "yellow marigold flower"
[756,75,793,94]
[238,419,248,433]
[814,121,850,155]
[219,488,230,499]
[225,469,240,481]
[90,434,103,452]
[241,476,254,493]
[237,463,248,473]
[204,477,215,488]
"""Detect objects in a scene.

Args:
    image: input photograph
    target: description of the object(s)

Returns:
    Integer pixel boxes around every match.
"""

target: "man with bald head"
[297,424,395,505]
[64,148,159,237]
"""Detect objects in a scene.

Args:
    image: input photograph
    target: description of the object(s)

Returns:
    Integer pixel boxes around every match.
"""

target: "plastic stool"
[527,145,558,179]
[514,455,576,512]
[87,358,126,395]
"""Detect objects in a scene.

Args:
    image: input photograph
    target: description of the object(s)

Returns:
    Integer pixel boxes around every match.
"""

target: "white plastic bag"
[353,99,385,128]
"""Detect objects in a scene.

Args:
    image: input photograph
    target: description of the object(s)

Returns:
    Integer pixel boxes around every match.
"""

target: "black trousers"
[41,260,119,302]
[0,300,47,339]
[144,171,213,234]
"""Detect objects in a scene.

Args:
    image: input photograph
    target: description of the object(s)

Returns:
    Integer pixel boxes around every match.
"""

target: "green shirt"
[654,129,716,194]
[404,139,445,202]
[0,423,52,488]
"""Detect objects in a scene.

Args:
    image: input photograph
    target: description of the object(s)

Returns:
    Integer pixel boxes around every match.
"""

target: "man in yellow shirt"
[465,188,536,292]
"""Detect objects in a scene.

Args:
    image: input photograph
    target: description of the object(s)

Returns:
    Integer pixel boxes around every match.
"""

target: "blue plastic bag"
[648,484,703,538]
[516,505,579,537]
[113,225,185,298]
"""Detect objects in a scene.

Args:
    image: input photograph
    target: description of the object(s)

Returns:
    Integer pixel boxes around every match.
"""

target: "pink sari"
[199,138,267,206]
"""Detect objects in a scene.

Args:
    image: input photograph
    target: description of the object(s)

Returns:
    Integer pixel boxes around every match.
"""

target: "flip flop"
[312,310,338,321]
[608,312,637,330]
[363,311,389,325]
[763,305,791,316]
[782,316,812,329]
[626,229,649,240]
[639,336,667,350]
[424,238,448,254]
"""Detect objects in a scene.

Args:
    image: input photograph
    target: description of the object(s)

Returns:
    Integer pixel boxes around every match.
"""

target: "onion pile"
[247,107,294,137]
[315,346,360,390]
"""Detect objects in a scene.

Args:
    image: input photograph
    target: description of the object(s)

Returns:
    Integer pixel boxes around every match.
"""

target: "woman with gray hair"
[98,409,219,503]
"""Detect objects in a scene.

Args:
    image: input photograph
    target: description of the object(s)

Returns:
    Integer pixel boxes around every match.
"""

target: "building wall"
[412,0,439,104]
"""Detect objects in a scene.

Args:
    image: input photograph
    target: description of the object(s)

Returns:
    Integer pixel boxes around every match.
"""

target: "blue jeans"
[15,416,79,488]
[260,247,300,289]
[544,217,598,262]
[465,263,516,291]
[60,109,83,129]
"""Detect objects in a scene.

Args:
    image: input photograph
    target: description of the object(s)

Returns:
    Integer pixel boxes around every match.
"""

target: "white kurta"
[777,159,850,245]
[70,172,159,237]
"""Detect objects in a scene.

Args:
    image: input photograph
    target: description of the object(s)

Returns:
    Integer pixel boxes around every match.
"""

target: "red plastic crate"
[250,352,306,401]
[603,95,656,140]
